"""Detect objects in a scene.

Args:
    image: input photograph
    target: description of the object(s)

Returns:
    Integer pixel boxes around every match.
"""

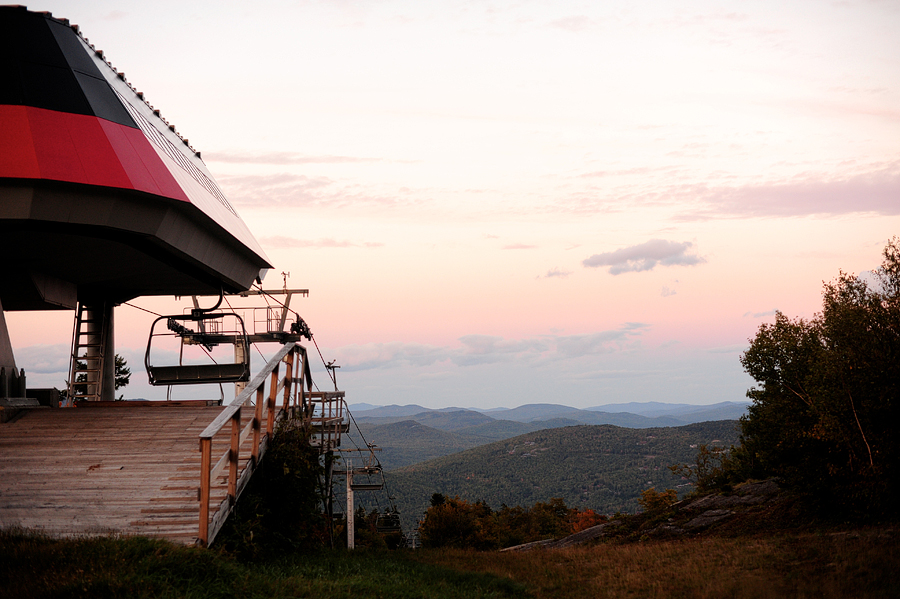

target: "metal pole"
[346,458,354,550]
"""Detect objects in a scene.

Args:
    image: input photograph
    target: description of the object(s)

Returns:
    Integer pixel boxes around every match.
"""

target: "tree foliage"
[114,354,131,391]
[739,238,900,517]
[418,495,607,550]
[637,487,678,515]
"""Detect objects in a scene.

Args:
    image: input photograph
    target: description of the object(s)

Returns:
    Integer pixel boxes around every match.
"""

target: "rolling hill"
[352,420,741,530]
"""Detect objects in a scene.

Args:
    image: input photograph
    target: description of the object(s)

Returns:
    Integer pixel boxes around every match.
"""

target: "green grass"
[0,532,528,599]
[3,526,898,599]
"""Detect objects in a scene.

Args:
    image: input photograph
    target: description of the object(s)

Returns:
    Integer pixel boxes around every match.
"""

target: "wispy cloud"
[260,236,384,249]
[544,267,571,278]
[706,344,749,354]
[548,15,593,32]
[217,173,404,209]
[12,344,70,374]
[682,167,900,220]
[743,309,777,318]
[327,324,650,371]
[205,151,381,165]
[583,240,706,275]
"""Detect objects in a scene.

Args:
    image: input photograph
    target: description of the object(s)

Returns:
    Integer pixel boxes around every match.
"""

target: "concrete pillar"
[0,299,16,399]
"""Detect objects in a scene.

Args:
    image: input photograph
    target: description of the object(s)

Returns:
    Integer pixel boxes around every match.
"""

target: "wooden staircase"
[0,404,228,544]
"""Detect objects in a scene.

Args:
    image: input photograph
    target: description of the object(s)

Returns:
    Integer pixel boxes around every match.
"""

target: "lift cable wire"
[125,300,219,374]
[122,301,161,317]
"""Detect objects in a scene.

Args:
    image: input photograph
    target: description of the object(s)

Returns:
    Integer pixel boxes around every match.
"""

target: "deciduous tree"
[739,238,900,516]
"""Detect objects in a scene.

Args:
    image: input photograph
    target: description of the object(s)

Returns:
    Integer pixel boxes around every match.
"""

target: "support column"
[0,298,17,399]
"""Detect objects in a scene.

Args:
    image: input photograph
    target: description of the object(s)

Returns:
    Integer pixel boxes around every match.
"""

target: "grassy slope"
[0,533,527,599]
[2,527,896,599]
[379,421,740,529]
[411,529,899,599]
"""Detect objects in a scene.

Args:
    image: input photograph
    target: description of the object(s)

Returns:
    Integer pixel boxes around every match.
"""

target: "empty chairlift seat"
[145,312,251,385]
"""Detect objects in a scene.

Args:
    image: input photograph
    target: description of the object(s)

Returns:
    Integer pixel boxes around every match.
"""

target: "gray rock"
[684,509,732,529]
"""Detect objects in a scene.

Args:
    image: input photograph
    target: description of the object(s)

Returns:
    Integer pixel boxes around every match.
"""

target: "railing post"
[252,387,264,464]
[301,350,309,416]
[266,362,279,440]
[199,436,211,546]
[228,408,240,505]
[282,349,294,412]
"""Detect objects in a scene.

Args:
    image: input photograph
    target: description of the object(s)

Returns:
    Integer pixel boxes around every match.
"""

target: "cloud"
[260,236,384,249]
[216,173,403,209]
[544,268,571,278]
[660,286,677,297]
[706,344,749,354]
[681,167,900,220]
[327,342,450,371]
[555,323,649,358]
[454,335,550,366]
[583,240,706,275]
[548,15,593,32]
[743,309,777,318]
[12,344,70,374]
[326,324,650,372]
[204,151,381,165]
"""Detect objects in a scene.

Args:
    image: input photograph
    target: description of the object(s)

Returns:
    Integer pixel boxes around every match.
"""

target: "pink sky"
[8,0,900,408]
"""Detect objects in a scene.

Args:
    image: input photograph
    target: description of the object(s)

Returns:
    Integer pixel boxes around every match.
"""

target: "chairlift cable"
[122,301,161,317]
[311,334,335,386]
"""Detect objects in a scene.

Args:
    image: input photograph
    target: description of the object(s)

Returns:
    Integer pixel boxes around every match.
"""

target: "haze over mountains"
[349,401,747,427]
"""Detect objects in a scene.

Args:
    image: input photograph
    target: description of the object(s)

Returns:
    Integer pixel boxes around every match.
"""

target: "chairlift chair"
[375,510,402,534]
[144,310,251,386]
[348,465,385,492]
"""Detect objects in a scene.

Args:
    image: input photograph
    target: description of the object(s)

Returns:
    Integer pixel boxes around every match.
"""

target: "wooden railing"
[197,341,313,546]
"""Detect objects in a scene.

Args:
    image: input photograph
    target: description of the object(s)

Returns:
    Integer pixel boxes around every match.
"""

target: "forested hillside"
[361,421,739,530]
[347,403,747,470]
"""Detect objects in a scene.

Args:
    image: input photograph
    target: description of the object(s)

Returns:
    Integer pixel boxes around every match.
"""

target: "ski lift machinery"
[144,291,251,386]
[144,285,313,388]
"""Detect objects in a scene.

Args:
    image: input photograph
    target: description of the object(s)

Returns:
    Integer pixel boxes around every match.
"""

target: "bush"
[420,495,603,549]
[215,414,328,559]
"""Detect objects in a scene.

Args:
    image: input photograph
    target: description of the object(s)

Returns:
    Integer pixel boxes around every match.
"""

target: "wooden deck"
[0,405,254,545]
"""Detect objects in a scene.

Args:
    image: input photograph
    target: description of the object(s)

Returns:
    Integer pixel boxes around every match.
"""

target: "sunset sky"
[8,0,900,409]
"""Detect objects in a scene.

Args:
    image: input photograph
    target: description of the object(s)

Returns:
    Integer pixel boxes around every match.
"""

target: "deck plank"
[0,406,258,545]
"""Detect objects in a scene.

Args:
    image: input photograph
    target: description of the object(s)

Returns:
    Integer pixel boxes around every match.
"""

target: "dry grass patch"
[410,529,898,599]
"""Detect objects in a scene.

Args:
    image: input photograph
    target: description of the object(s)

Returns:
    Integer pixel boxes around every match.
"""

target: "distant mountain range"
[342,401,748,471]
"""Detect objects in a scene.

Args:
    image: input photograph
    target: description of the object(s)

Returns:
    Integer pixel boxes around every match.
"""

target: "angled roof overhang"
[0,6,272,309]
